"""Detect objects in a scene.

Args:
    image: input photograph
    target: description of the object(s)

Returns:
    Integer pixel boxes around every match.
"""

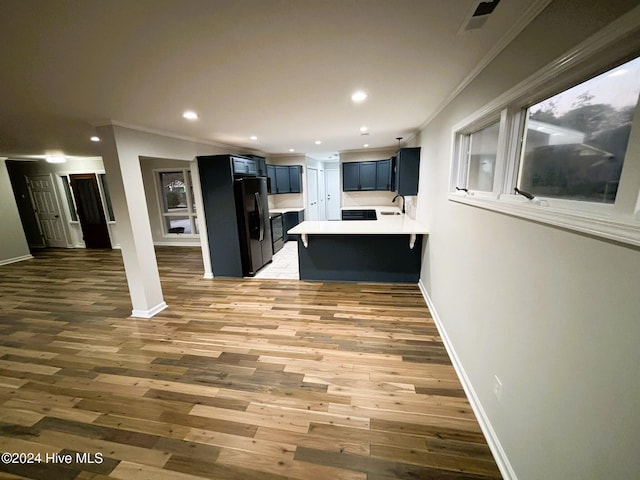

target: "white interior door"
[317,168,326,221]
[325,168,341,220]
[307,167,319,221]
[27,174,68,248]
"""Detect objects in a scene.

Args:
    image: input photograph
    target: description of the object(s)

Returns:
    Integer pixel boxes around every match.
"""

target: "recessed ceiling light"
[289,148,295,152]
[90,136,100,142]
[363,144,369,148]
[183,110,199,120]
[314,140,322,145]
[250,135,258,141]
[360,126,368,133]
[45,155,66,164]
[351,90,368,103]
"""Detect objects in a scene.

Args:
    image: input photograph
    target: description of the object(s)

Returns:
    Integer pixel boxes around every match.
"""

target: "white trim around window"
[154,168,199,237]
[449,5,640,248]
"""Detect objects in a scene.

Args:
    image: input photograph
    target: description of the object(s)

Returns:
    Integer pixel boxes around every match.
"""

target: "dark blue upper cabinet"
[267,165,276,194]
[267,164,303,194]
[394,147,421,196]
[275,166,290,194]
[376,159,392,191]
[343,160,392,192]
[358,162,377,190]
[342,162,360,191]
[242,154,267,176]
[289,165,302,193]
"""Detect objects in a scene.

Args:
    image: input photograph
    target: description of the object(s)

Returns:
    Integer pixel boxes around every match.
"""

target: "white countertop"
[288,206,428,235]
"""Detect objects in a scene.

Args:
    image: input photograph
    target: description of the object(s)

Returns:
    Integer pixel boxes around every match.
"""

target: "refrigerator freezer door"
[236,177,272,276]
[258,177,273,266]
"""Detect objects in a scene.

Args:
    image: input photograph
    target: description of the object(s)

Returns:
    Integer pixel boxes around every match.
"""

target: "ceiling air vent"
[458,0,501,33]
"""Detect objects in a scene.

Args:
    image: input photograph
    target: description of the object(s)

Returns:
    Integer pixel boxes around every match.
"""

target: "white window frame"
[449,7,640,247]
[154,168,199,237]
[97,173,116,223]
[57,170,115,224]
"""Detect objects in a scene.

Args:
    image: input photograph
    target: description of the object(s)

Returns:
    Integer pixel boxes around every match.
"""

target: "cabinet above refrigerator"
[197,155,272,277]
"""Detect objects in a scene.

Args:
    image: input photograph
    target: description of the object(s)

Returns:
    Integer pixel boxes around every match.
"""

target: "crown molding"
[419,0,553,132]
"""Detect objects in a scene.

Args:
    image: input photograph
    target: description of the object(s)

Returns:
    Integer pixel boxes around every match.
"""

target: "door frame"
[306,166,319,221]
[324,168,341,220]
[26,173,69,248]
[69,173,113,249]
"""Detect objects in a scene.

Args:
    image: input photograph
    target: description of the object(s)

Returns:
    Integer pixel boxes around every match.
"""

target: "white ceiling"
[0,0,546,161]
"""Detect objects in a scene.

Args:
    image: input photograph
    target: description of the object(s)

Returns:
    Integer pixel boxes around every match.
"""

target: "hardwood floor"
[0,247,501,479]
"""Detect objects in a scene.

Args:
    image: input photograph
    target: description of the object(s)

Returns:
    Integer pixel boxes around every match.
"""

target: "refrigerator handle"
[255,192,265,241]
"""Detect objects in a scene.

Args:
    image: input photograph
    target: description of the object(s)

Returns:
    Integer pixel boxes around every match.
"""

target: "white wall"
[0,161,31,264]
[416,1,640,479]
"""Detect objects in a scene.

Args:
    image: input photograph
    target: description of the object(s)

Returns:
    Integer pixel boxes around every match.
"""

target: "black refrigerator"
[234,176,272,276]
[197,155,272,277]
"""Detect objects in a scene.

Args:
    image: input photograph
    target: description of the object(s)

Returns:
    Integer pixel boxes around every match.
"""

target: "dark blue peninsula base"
[296,234,423,283]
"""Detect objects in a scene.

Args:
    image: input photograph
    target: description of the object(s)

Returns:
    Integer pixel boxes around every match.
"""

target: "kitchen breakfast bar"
[287,207,428,283]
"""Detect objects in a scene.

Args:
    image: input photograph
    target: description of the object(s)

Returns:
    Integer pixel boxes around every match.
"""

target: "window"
[158,170,198,235]
[459,122,501,193]
[449,12,640,247]
[518,58,640,204]
[98,174,115,221]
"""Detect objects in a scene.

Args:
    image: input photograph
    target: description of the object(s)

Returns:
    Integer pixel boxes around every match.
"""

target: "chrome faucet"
[392,194,405,214]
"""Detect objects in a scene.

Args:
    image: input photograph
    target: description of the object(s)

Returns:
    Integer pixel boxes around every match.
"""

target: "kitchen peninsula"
[288,207,428,283]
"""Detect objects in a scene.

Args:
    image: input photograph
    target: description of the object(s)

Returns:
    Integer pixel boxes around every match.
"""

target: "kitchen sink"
[379,211,402,215]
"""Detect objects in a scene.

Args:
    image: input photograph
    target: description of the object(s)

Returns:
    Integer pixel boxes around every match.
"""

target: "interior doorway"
[69,174,112,249]
[306,155,340,221]
[325,168,340,220]
[306,167,319,221]
[26,174,67,248]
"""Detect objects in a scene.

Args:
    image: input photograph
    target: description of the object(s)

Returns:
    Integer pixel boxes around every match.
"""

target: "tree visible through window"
[519,56,640,203]
[449,24,640,247]
[159,170,197,234]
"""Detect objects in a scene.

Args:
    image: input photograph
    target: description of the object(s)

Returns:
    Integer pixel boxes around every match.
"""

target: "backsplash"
[342,190,416,219]
[341,190,396,208]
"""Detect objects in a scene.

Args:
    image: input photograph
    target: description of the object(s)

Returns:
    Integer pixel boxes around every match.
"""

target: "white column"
[97,125,167,318]
[190,160,213,279]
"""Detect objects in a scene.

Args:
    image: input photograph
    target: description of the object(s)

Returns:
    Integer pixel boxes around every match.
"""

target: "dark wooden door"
[69,174,112,249]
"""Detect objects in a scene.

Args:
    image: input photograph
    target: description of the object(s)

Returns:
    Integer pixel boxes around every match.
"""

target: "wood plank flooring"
[0,247,501,479]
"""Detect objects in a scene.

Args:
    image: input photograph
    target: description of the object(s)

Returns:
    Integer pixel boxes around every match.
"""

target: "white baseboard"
[0,254,34,266]
[417,279,517,480]
[154,241,201,247]
[131,301,168,319]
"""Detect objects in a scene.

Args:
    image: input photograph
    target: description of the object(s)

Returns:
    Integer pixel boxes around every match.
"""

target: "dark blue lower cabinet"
[283,210,304,241]
[297,234,422,283]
